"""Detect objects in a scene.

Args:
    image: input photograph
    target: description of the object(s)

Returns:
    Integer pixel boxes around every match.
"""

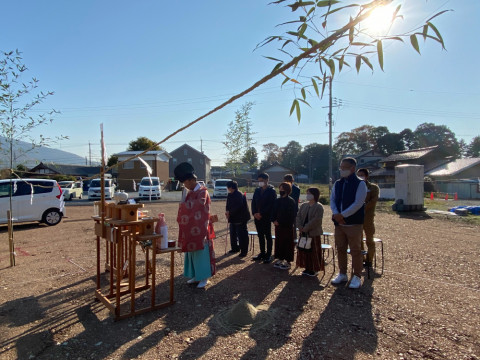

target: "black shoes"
[238,253,247,258]
[228,249,240,254]
[252,253,265,261]
[263,256,273,264]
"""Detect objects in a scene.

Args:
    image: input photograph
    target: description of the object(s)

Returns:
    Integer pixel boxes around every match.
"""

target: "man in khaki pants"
[357,168,379,268]
[330,158,367,289]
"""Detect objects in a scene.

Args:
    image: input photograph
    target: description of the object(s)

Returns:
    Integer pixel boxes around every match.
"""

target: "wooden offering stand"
[93,202,180,320]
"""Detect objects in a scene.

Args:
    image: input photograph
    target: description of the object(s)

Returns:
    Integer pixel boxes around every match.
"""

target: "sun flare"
[363,5,397,36]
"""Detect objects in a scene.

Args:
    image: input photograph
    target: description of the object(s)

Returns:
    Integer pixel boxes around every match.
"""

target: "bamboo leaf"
[384,36,404,42]
[425,9,451,23]
[311,78,319,96]
[271,62,283,74]
[295,100,301,122]
[355,55,361,73]
[338,55,344,72]
[377,40,384,71]
[301,87,306,100]
[321,72,327,97]
[349,21,354,43]
[263,56,283,62]
[422,24,428,41]
[410,34,420,54]
[361,56,373,71]
[316,0,340,7]
[351,42,373,47]
[290,99,297,116]
[298,23,308,38]
[428,22,446,49]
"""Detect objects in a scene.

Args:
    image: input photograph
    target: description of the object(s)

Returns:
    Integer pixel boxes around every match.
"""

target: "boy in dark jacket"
[225,181,251,257]
[251,173,277,263]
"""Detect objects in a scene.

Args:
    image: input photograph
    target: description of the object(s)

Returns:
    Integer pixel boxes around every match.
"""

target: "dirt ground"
[0,198,479,360]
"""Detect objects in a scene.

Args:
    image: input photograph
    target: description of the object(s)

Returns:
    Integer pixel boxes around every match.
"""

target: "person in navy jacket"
[330,157,367,289]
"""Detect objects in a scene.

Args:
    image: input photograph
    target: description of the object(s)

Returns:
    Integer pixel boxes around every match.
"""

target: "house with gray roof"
[425,158,480,199]
[370,146,452,188]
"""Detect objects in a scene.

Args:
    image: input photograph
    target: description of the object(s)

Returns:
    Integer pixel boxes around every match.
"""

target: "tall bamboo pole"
[7,210,15,266]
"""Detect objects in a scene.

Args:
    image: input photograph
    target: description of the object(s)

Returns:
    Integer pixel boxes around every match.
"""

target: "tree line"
[223,103,480,183]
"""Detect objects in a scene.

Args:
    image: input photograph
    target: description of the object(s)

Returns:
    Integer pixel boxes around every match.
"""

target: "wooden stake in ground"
[7,210,15,267]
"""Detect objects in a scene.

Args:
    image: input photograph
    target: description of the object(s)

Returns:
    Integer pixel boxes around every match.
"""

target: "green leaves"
[316,0,340,7]
[290,99,301,123]
[377,40,383,71]
[410,34,420,54]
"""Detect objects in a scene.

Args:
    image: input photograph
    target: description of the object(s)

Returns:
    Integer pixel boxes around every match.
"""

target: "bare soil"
[0,199,479,360]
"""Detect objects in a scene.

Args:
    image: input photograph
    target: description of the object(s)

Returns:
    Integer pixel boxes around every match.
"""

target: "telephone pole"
[89,142,92,166]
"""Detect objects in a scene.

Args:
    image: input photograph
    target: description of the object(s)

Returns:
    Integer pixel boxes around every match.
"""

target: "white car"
[138,177,161,200]
[88,178,115,200]
[213,179,232,198]
[0,178,65,226]
[59,181,83,201]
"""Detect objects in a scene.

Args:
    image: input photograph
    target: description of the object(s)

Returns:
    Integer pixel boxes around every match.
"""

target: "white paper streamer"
[132,179,136,191]
[30,183,34,205]
[138,157,153,201]
[13,181,17,194]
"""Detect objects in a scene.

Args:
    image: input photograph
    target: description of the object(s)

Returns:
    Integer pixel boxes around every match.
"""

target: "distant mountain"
[0,136,88,168]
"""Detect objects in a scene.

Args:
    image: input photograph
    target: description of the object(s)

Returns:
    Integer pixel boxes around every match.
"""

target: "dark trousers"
[230,222,249,254]
[254,217,272,257]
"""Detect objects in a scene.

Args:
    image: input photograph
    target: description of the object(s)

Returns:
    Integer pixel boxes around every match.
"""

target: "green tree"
[466,136,480,157]
[107,155,118,167]
[223,102,255,176]
[377,132,405,155]
[242,146,259,170]
[127,137,161,151]
[413,122,460,156]
[399,128,418,150]
[281,140,302,172]
[334,125,385,156]
[299,143,329,183]
[262,142,283,165]
[259,1,448,121]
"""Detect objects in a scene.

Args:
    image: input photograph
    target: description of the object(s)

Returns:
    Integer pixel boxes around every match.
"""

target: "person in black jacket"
[225,181,251,258]
[271,182,296,270]
[251,173,277,263]
[283,174,300,212]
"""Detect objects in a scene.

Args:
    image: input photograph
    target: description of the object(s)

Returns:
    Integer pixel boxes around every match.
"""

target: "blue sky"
[2,0,479,166]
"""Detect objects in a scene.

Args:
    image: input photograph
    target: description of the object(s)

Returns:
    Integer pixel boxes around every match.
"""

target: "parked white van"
[138,177,161,200]
[213,179,232,198]
[88,178,115,200]
[0,178,65,226]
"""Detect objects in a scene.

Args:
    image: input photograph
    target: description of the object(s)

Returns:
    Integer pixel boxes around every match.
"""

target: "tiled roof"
[369,168,395,177]
[30,162,103,177]
[382,146,438,162]
[426,158,480,177]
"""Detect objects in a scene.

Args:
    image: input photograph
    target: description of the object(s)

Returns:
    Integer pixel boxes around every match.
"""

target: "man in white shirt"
[330,157,367,289]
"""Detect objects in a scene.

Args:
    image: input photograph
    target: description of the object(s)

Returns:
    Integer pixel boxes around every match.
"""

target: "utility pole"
[89,142,91,166]
[200,138,203,153]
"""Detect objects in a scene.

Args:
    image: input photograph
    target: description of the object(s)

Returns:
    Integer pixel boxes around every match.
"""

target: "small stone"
[95,342,102,346]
